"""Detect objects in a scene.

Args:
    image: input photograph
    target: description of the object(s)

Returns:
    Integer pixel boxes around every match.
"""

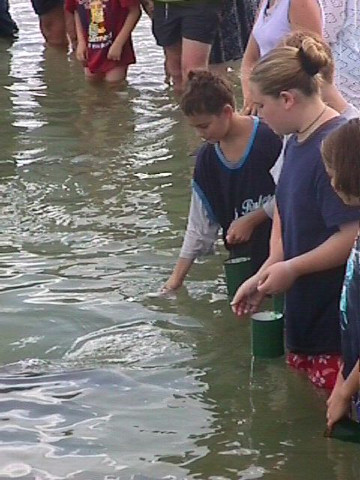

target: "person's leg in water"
[0,0,18,39]
[179,3,221,89]
[163,41,182,92]
[181,38,212,83]
[39,4,67,47]
[31,0,74,48]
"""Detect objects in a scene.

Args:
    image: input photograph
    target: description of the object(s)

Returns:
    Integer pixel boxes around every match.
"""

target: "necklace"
[297,105,327,135]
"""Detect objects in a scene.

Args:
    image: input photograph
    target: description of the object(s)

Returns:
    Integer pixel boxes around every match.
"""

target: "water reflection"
[0,3,359,479]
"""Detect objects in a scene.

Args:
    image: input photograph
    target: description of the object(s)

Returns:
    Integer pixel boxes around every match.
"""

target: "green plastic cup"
[325,417,360,444]
[223,256,252,300]
[273,294,285,314]
[251,311,284,358]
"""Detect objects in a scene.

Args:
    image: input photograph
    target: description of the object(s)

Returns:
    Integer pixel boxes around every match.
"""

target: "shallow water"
[0,4,359,479]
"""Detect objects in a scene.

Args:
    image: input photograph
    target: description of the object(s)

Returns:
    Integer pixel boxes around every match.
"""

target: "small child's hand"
[76,42,87,63]
[107,43,123,61]
[326,387,351,430]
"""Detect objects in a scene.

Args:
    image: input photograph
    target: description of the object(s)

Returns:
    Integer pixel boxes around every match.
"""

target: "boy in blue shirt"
[163,70,282,292]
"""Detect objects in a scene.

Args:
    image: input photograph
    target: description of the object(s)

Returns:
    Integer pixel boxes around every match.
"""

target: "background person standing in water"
[231,37,360,390]
[152,1,222,92]
[162,71,282,293]
[66,0,141,82]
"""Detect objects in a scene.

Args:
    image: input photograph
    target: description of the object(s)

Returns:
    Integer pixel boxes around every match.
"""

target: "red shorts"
[286,353,341,390]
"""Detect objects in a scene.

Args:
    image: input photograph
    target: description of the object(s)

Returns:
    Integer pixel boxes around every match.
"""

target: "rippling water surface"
[0,4,359,479]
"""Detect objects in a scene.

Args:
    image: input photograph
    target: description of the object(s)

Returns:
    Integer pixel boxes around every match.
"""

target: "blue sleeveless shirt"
[193,117,282,272]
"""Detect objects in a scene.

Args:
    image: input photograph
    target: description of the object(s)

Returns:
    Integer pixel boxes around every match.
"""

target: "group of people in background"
[1,0,360,437]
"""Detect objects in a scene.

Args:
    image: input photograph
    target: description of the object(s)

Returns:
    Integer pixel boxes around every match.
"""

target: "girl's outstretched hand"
[257,261,297,295]
[231,274,265,316]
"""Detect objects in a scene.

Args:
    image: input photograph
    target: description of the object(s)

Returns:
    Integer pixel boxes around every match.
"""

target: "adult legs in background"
[181,37,212,82]
[163,42,182,92]
[153,2,221,92]
[31,0,74,48]
[0,0,18,38]
[38,4,67,47]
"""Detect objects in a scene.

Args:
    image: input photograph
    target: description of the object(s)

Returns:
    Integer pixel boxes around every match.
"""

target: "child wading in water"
[231,37,360,390]
[322,119,360,428]
[162,71,282,293]
[66,0,141,82]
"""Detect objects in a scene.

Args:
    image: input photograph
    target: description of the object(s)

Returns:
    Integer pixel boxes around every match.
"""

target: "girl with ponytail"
[232,37,360,390]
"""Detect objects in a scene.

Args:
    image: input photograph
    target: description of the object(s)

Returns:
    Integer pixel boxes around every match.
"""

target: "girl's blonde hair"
[282,31,334,84]
[322,118,360,199]
[250,36,332,97]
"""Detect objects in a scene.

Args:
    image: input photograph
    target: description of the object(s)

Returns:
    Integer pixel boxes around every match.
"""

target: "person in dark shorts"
[0,0,18,39]
[152,1,221,91]
[31,0,75,47]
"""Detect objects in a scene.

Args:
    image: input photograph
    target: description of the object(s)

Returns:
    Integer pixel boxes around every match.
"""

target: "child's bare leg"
[105,66,128,83]
[84,67,102,82]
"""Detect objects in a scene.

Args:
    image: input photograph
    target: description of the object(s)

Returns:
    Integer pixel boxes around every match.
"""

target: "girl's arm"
[108,3,141,60]
[289,0,323,36]
[162,191,219,292]
[257,221,358,295]
[287,221,357,277]
[231,204,284,315]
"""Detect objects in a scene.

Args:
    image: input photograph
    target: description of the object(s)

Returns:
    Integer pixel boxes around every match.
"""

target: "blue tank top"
[193,118,282,272]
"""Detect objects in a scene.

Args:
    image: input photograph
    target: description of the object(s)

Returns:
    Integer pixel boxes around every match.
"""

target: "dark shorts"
[152,1,221,47]
[31,0,63,16]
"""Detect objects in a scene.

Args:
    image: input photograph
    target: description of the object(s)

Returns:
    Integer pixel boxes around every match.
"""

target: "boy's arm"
[257,221,358,295]
[162,191,219,292]
[226,207,269,245]
[327,360,360,429]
